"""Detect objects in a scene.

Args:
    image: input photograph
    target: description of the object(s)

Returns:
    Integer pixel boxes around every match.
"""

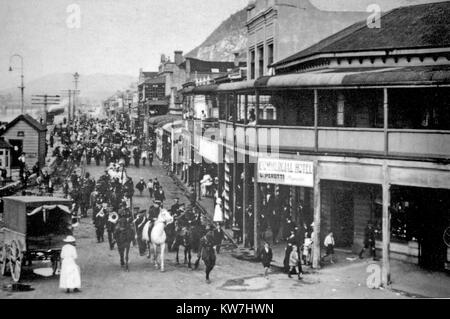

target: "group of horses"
[113,207,221,281]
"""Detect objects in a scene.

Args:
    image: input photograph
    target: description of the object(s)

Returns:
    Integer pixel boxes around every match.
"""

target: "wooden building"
[1,114,47,169]
[0,137,12,179]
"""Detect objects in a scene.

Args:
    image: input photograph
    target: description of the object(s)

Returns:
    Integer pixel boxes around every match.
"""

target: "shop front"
[251,157,315,247]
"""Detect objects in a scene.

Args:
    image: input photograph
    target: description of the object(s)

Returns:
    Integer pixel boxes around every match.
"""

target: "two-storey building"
[246,0,366,80]
[214,1,450,285]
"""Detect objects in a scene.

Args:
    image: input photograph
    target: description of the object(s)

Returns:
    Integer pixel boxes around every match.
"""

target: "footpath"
[166,161,450,298]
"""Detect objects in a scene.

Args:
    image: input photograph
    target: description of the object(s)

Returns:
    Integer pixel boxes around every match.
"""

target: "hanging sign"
[258,157,314,187]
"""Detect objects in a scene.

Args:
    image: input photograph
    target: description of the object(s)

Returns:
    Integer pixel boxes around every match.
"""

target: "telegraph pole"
[31,94,60,125]
[9,54,25,114]
[61,89,79,124]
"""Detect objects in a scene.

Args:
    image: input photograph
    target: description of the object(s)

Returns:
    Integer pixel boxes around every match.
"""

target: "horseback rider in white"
[142,209,174,272]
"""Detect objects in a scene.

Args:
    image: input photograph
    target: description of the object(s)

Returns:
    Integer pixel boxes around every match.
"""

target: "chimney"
[234,52,240,68]
[174,51,183,65]
[161,54,166,63]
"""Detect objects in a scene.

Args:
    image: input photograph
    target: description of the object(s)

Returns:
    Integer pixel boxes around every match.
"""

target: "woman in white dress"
[59,235,81,293]
[213,197,224,225]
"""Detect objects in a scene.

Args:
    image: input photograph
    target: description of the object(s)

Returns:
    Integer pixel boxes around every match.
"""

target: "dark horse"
[194,234,216,283]
[114,216,135,271]
[172,222,206,268]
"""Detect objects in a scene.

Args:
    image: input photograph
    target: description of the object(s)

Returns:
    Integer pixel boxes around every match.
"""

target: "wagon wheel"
[0,245,7,276]
[9,240,23,282]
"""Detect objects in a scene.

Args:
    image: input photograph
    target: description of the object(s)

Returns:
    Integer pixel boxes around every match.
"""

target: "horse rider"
[146,200,161,233]
[106,207,119,250]
[134,209,148,256]
[196,224,217,284]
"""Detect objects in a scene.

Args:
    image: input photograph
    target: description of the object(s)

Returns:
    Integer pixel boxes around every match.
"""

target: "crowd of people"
[46,116,222,284]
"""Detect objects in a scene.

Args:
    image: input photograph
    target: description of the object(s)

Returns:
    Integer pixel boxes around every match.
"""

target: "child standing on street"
[259,241,273,278]
[288,244,302,280]
[322,231,335,264]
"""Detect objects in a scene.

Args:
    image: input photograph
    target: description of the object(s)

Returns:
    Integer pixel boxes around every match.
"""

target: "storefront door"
[331,188,354,248]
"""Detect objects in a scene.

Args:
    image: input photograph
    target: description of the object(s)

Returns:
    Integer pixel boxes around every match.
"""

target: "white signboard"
[258,158,314,187]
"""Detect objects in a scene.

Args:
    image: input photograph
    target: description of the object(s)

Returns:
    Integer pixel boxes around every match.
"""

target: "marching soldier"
[94,203,108,243]
[133,209,147,256]
[106,207,119,250]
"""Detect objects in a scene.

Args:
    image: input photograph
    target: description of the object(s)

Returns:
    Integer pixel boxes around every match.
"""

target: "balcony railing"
[215,120,450,160]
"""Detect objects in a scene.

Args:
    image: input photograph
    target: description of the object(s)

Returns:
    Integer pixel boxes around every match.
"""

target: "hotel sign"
[258,158,314,187]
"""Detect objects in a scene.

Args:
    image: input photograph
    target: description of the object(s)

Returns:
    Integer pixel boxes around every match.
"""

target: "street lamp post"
[9,54,25,114]
[73,72,79,119]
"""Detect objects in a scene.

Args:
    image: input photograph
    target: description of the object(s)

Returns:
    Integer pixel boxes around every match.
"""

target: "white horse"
[142,209,174,272]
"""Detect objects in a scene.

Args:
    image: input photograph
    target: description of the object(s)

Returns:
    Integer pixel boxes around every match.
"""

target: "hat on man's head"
[154,200,162,205]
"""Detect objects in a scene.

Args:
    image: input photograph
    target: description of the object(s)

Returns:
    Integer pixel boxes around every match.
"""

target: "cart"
[0,196,73,282]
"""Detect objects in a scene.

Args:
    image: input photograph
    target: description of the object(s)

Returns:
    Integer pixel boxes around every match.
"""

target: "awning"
[162,120,184,133]
[192,84,218,94]
[255,65,450,89]
[148,114,182,127]
[217,79,256,92]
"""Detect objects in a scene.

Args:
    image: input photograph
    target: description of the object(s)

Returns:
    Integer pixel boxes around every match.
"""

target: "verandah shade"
[253,65,450,89]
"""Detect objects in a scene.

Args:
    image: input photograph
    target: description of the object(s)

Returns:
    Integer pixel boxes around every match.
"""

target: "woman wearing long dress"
[59,235,81,293]
[213,198,224,226]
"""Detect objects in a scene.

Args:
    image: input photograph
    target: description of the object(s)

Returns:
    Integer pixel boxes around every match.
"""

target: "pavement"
[1,156,449,299]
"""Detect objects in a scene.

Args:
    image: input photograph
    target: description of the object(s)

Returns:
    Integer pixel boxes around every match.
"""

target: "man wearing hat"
[195,224,216,283]
[135,177,146,196]
[170,198,181,216]
[134,209,148,256]
[145,200,161,236]
[94,203,107,243]
[106,206,118,250]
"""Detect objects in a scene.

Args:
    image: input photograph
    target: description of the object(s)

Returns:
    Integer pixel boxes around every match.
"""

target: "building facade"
[204,1,450,286]
[1,114,47,169]
[246,0,366,80]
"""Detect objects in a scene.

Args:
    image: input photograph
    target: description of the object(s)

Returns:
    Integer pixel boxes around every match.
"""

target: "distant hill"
[186,8,248,62]
[0,73,137,107]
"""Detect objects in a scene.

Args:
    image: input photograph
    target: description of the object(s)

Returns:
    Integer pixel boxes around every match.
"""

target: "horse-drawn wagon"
[0,196,73,282]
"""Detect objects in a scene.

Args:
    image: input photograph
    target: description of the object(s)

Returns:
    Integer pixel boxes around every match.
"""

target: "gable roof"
[180,58,244,73]
[273,1,450,68]
[5,114,47,132]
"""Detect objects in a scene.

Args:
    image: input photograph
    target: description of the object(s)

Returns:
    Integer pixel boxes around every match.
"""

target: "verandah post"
[312,160,321,269]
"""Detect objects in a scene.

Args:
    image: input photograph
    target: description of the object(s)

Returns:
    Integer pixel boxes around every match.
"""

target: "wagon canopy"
[2,196,73,234]
[26,204,72,238]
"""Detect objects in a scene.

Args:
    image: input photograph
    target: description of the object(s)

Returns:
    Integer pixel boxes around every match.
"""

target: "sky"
[0,0,444,90]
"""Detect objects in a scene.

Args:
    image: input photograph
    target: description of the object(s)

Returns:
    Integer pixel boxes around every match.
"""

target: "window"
[17,131,24,137]
[211,68,220,73]
[250,50,255,80]
[337,93,345,126]
[258,46,264,77]
[267,43,274,67]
